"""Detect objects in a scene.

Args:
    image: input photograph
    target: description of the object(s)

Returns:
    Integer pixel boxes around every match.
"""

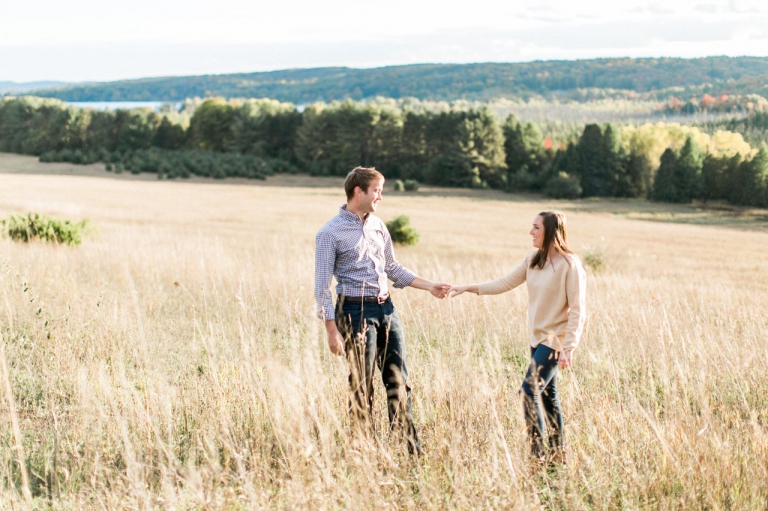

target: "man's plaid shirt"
[315,205,416,320]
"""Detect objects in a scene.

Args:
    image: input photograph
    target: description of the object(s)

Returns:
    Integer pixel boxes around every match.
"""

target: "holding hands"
[446,284,478,298]
[430,282,452,299]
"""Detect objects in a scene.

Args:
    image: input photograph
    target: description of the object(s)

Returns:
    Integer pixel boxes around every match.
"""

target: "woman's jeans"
[521,344,564,456]
[335,297,421,454]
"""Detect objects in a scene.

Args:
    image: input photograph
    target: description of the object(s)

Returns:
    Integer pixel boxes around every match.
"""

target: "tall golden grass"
[1,160,767,508]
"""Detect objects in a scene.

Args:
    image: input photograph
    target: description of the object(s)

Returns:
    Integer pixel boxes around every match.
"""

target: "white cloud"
[1,0,767,82]
[694,3,719,13]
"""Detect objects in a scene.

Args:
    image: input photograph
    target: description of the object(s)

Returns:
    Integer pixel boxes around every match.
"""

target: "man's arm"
[409,276,451,298]
[382,223,449,297]
[315,230,344,356]
[324,320,344,356]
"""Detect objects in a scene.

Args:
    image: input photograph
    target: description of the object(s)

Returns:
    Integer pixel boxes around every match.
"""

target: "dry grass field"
[1,153,768,509]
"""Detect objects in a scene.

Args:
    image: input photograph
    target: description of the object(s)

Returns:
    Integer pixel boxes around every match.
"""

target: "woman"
[449,211,586,462]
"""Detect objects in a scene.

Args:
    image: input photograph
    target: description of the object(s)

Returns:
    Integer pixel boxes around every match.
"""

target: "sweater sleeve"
[477,255,528,295]
[563,255,587,351]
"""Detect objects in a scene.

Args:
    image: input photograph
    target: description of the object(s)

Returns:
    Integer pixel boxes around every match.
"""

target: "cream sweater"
[477,251,587,351]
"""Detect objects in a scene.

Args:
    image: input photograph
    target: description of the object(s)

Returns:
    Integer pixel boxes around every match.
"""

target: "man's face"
[357,178,385,214]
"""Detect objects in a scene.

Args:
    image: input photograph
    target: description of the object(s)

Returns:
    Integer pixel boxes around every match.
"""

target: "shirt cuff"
[389,267,416,289]
[317,301,336,321]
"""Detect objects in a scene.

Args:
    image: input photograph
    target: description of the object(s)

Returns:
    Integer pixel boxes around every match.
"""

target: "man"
[315,166,448,455]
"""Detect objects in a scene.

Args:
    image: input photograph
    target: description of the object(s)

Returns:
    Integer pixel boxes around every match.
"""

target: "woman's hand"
[447,285,477,298]
[558,349,574,369]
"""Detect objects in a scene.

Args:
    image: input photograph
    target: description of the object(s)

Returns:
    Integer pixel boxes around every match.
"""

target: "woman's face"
[529,215,545,249]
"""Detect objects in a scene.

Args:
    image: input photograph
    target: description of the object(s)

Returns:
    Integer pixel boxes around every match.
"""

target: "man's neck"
[346,202,369,223]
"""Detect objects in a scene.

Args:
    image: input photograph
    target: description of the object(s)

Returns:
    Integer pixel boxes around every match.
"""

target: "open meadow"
[1,153,768,509]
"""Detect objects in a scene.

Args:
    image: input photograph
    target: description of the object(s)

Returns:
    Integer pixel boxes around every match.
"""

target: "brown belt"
[338,293,390,305]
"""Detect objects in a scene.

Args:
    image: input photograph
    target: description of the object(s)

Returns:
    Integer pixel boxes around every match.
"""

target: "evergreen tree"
[673,136,703,202]
[600,124,624,197]
[370,107,405,177]
[153,116,185,150]
[577,124,606,197]
[462,108,507,188]
[229,99,301,161]
[621,151,652,198]
[731,146,768,206]
[400,110,430,181]
[295,104,333,175]
[503,114,548,191]
[653,148,679,202]
[188,99,235,152]
[701,153,742,202]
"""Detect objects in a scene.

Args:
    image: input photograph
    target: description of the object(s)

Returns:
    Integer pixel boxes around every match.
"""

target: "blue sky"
[2,0,767,82]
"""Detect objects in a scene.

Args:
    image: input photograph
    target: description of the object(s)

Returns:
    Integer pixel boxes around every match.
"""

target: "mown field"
[1,153,767,509]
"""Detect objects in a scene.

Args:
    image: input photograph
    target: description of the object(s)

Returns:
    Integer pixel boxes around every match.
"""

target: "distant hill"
[27,57,768,103]
[1,81,69,95]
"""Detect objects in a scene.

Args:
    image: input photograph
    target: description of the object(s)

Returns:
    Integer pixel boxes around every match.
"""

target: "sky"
[1,0,767,83]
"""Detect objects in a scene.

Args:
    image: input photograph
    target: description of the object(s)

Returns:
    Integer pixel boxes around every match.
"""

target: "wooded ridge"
[25,57,768,103]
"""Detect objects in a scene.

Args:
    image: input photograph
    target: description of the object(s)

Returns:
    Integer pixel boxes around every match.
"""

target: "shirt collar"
[339,204,369,223]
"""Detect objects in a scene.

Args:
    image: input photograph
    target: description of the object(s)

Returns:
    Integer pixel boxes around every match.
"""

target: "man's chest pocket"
[365,231,386,259]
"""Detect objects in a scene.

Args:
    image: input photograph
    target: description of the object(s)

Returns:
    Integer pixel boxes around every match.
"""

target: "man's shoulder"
[318,209,348,230]
[316,214,342,240]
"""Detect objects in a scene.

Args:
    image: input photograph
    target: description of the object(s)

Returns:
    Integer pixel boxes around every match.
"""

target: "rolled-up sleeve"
[315,229,336,320]
[383,227,416,289]
[563,258,587,351]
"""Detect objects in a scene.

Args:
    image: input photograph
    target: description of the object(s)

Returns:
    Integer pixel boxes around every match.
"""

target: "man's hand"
[558,349,573,370]
[409,276,450,298]
[430,282,451,299]
[325,320,345,356]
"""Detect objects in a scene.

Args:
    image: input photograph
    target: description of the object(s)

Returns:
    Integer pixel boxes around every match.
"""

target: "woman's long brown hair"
[529,211,574,269]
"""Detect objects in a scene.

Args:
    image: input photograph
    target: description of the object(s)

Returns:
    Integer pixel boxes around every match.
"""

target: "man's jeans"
[521,344,564,457]
[335,297,421,454]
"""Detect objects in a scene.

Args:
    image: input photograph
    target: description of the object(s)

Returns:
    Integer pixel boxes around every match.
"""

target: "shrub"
[394,180,405,192]
[581,245,607,274]
[507,165,539,192]
[404,179,420,192]
[39,151,57,163]
[544,172,583,199]
[386,215,420,246]
[1,213,90,246]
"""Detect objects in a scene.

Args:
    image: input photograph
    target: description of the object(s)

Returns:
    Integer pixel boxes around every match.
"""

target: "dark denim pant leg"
[336,299,421,454]
[336,301,379,434]
[520,344,563,456]
[379,305,422,454]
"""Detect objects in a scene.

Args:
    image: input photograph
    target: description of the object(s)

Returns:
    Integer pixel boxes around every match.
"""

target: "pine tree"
[621,152,652,198]
[653,148,679,202]
[701,154,742,202]
[601,124,625,197]
[673,136,703,203]
[731,146,768,206]
[577,124,605,197]
[503,115,547,191]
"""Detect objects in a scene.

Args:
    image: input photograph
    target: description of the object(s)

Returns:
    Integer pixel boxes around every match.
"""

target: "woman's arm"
[449,256,529,298]
[475,257,528,295]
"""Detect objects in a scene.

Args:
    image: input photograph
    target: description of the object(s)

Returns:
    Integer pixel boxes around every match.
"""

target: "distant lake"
[68,101,181,111]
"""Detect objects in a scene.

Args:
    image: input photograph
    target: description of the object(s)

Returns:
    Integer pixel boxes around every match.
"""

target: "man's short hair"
[344,167,384,200]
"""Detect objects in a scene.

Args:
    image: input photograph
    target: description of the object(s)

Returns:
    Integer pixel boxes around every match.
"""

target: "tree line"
[1,96,766,207]
[27,57,768,104]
